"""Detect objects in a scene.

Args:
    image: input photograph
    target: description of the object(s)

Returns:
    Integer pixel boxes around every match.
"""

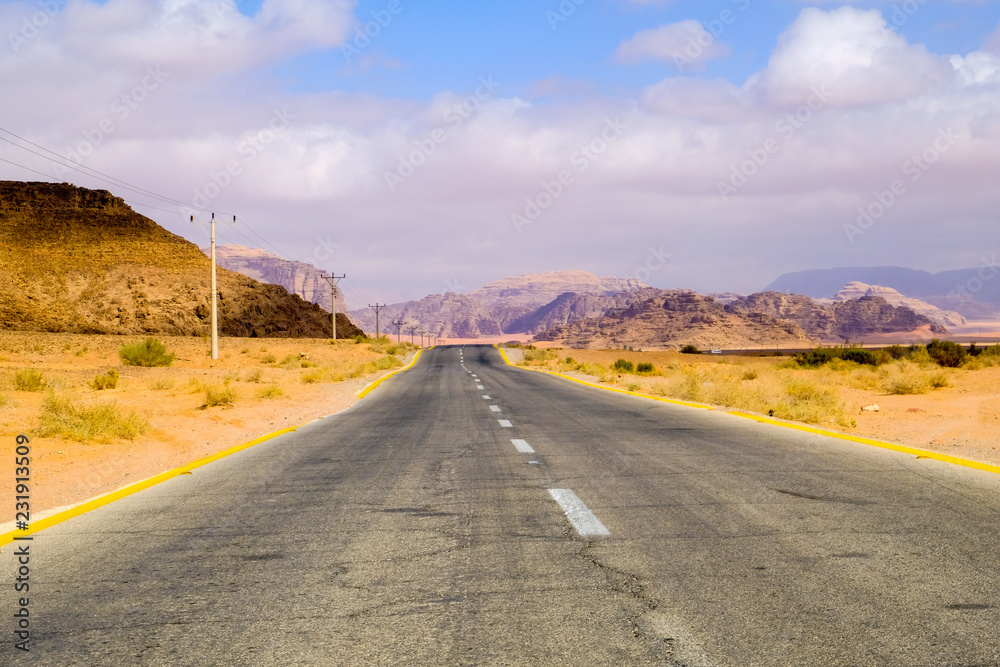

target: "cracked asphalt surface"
[4,345,1000,665]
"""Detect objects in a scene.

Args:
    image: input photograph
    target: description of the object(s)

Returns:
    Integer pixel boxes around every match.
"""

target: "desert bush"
[926,339,967,368]
[613,359,635,373]
[0,394,10,408]
[119,338,174,367]
[150,378,175,391]
[523,348,557,363]
[91,369,119,391]
[37,394,148,442]
[636,362,655,374]
[741,369,759,381]
[201,383,236,408]
[257,385,283,399]
[680,345,702,355]
[627,382,641,392]
[885,375,930,395]
[14,368,47,392]
[260,354,277,364]
[929,373,951,388]
[244,368,263,383]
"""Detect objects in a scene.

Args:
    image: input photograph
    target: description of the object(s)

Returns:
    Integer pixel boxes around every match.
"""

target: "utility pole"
[391,319,404,342]
[192,213,234,360]
[321,273,346,341]
[420,331,425,348]
[369,303,387,339]
[407,325,417,345]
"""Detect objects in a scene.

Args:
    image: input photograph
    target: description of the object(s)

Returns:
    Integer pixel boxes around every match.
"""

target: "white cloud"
[751,7,953,107]
[614,20,729,68]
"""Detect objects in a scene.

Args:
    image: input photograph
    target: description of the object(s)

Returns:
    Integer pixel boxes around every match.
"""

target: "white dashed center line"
[482,395,491,400]
[498,419,513,428]
[490,405,502,412]
[548,489,611,538]
[511,439,534,454]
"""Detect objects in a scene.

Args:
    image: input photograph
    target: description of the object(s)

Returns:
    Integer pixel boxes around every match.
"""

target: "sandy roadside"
[0,333,417,524]
[502,347,1000,469]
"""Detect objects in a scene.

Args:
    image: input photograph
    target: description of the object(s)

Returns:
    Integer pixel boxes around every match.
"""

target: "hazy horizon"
[2,0,999,305]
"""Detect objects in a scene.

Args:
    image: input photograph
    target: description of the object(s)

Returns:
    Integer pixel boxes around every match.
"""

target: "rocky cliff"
[535,291,814,350]
[823,282,965,327]
[207,244,350,314]
[724,291,947,341]
[0,181,362,338]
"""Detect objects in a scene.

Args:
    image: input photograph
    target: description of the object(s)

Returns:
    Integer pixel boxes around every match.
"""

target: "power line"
[369,303,386,338]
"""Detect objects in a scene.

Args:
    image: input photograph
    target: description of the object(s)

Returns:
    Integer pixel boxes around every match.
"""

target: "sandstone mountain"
[767,266,1000,319]
[0,181,362,338]
[348,271,646,337]
[206,244,351,314]
[724,291,947,341]
[535,291,814,350]
[822,282,965,327]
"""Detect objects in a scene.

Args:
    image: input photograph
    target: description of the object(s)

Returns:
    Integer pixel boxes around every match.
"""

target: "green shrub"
[680,345,702,355]
[37,394,148,442]
[201,383,236,408]
[929,373,951,389]
[119,338,174,367]
[91,369,119,390]
[257,385,283,399]
[636,362,655,374]
[886,376,929,395]
[564,357,575,365]
[926,339,967,368]
[14,368,47,392]
[613,359,635,373]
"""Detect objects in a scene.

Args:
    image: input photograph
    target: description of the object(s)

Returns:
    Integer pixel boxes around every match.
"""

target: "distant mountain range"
[767,267,999,319]
[347,271,647,338]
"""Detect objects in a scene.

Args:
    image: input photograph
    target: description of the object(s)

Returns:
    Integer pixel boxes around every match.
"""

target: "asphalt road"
[4,345,1000,665]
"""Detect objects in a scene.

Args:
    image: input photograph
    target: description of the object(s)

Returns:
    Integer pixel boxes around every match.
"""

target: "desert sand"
[0,333,415,524]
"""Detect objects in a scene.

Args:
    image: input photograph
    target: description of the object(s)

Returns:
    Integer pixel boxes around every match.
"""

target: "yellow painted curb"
[495,347,1000,478]
[0,423,302,549]
[357,348,423,399]
[495,345,712,411]
[728,412,1000,475]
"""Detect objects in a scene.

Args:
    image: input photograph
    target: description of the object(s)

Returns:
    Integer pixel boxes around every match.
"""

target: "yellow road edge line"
[494,345,712,411]
[495,347,1000,477]
[0,424,302,549]
[727,411,1000,475]
[357,348,423,399]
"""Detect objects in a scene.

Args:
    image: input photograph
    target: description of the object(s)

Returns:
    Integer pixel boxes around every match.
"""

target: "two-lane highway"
[4,345,1000,665]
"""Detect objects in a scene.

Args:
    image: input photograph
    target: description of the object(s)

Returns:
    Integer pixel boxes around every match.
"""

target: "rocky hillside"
[535,291,813,350]
[207,244,350,314]
[0,181,362,338]
[824,282,965,327]
[724,292,947,341]
[348,271,646,336]
[766,267,999,318]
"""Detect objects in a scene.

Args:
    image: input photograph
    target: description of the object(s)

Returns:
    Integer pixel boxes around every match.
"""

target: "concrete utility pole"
[369,303,387,338]
[192,213,234,360]
[407,325,417,345]
[321,273,346,341]
[391,319,405,342]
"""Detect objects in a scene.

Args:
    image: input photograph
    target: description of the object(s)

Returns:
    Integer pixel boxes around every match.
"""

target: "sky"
[1,0,1000,306]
